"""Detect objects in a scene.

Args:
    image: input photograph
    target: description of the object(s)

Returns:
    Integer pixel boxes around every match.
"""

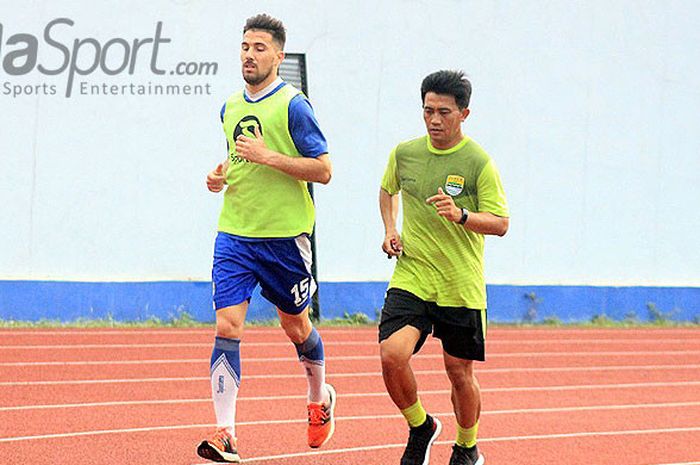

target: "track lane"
[2,327,699,465]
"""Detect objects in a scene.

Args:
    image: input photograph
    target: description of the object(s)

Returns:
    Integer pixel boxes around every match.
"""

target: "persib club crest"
[445,175,465,196]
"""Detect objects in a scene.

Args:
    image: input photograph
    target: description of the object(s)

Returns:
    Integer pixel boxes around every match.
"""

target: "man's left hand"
[235,125,271,165]
[426,187,461,223]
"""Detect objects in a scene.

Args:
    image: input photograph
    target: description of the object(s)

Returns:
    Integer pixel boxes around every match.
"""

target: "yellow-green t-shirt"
[381,135,509,308]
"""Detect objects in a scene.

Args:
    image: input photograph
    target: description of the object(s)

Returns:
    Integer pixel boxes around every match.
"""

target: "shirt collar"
[426,135,470,155]
[244,77,284,102]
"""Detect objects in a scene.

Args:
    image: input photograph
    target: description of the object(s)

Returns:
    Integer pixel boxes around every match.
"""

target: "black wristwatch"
[458,208,469,225]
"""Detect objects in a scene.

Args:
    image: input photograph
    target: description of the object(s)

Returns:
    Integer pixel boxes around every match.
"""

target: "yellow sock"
[456,420,479,448]
[400,399,427,428]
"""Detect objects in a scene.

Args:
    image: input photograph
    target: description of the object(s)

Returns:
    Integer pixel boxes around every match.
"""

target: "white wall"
[1,0,698,286]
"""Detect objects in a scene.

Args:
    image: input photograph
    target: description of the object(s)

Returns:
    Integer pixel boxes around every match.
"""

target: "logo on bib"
[233,115,263,139]
[445,175,465,196]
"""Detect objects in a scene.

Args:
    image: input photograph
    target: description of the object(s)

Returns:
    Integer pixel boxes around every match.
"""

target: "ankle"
[411,414,433,430]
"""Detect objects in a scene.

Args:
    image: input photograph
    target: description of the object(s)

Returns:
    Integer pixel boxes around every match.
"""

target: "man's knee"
[215,304,247,338]
[279,310,312,344]
[216,315,244,338]
[445,359,475,389]
[380,337,413,372]
[381,326,421,370]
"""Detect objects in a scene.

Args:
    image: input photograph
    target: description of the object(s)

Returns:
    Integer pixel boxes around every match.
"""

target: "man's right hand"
[206,163,226,192]
[382,232,403,259]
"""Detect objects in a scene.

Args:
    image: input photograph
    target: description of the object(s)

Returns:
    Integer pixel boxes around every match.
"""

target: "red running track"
[1,327,699,465]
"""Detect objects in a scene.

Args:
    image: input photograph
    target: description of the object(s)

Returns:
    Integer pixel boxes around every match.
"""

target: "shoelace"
[212,428,233,451]
[308,404,328,425]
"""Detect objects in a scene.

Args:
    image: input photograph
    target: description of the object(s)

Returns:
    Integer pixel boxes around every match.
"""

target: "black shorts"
[378,288,486,361]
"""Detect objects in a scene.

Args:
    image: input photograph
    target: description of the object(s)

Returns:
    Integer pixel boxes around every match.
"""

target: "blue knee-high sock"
[210,337,241,435]
[294,328,326,403]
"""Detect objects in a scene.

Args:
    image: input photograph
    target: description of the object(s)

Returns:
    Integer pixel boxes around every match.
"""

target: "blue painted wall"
[0,281,697,323]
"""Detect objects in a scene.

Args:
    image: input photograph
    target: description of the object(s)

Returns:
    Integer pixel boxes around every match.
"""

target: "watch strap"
[458,208,469,225]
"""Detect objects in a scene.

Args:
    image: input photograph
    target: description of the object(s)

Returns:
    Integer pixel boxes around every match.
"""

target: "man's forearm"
[464,211,509,236]
[264,151,332,184]
[379,188,399,233]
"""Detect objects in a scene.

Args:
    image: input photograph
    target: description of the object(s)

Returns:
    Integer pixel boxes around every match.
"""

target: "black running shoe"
[400,415,442,465]
[449,444,485,465]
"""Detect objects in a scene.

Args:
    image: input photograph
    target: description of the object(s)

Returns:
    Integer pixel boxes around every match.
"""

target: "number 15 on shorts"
[291,278,311,307]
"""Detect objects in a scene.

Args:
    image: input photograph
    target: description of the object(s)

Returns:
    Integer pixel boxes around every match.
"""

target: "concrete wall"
[1,1,698,321]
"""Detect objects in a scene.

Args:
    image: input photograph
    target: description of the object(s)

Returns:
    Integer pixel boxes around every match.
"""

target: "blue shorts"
[212,232,317,315]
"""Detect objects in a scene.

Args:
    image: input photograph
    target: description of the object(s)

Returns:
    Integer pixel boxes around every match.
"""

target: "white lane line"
[0,398,211,411]
[477,426,700,442]
[0,361,700,386]
[4,404,700,443]
[486,329,700,335]
[0,343,229,349]
[488,350,700,358]
[651,462,700,465]
[2,363,700,386]
[233,426,700,463]
[0,358,206,367]
[486,380,700,393]
[0,423,215,443]
[3,370,700,388]
[3,381,700,409]
[2,338,699,349]
[0,376,208,386]
[4,353,700,375]
[487,338,700,345]
[489,338,700,345]
[4,388,700,416]
[480,364,700,374]
[0,342,380,349]
[2,350,700,366]
[2,328,699,336]
[0,328,377,336]
[0,330,214,336]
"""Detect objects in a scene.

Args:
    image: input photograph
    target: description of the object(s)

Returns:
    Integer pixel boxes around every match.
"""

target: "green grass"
[322,312,375,326]
[495,316,700,328]
[0,311,378,328]
[0,311,209,328]
[1,308,697,329]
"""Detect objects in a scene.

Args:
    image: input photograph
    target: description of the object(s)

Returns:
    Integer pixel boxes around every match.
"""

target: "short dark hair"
[421,70,472,109]
[243,14,286,49]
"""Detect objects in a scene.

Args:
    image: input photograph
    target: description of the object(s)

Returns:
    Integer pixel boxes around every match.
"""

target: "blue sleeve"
[220,102,229,151]
[288,94,328,158]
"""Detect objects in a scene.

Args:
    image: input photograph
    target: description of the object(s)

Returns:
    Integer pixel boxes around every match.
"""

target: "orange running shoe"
[197,427,241,463]
[307,383,337,448]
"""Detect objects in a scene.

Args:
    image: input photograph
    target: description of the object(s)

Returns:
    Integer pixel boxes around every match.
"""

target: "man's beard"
[243,67,273,86]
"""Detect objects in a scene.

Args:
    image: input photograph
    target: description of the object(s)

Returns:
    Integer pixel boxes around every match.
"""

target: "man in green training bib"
[378,70,509,465]
[197,14,336,463]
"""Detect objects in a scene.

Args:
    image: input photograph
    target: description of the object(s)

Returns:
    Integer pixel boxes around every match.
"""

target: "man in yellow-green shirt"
[379,70,509,465]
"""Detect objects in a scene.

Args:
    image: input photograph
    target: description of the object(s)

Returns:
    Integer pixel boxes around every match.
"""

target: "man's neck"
[245,76,283,101]
[430,133,465,151]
